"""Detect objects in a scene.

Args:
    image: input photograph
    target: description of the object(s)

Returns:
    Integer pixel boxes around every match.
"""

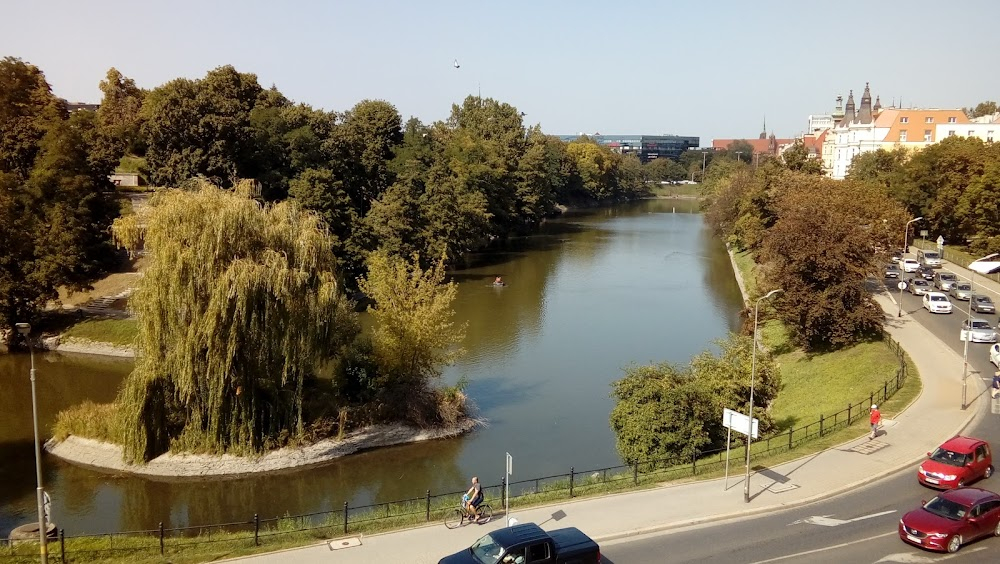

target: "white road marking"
[748,532,895,563]
[790,510,896,527]
[875,546,987,562]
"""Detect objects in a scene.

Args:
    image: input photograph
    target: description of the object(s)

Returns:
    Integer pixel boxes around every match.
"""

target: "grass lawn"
[646,183,703,198]
[61,318,138,347]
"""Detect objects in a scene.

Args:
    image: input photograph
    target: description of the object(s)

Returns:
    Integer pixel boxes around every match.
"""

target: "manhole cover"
[328,537,362,550]
[851,440,889,454]
[769,484,800,494]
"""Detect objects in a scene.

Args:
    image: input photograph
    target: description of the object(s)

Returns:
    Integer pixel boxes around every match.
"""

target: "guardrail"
[0,333,909,563]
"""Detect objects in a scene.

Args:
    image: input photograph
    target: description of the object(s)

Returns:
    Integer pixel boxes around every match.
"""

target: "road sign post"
[722,408,758,491]
[505,452,512,523]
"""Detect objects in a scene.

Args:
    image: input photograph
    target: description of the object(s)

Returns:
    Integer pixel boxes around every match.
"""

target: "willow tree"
[358,250,465,423]
[112,181,357,463]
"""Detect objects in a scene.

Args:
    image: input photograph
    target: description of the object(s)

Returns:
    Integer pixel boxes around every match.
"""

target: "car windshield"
[972,321,992,329]
[957,284,971,291]
[915,280,927,285]
[924,253,940,259]
[923,496,969,521]
[931,295,946,302]
[929,447,969,467]
[941,274,957,281]
[976,296,993,304]
[470,534,503,564]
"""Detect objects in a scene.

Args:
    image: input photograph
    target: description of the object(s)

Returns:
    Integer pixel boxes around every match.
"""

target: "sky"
[3,0,997,145]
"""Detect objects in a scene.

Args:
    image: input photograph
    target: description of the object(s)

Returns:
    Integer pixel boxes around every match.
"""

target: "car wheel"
[995,520,1000,537]
[986,465,994,479]
[947,534,962,553]
[958,479,966,488]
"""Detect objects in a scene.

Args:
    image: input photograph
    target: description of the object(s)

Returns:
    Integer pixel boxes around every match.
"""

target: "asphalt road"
[600,266,1000,563]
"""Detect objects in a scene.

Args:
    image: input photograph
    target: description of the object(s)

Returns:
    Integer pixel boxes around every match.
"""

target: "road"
[600,264,1000,563]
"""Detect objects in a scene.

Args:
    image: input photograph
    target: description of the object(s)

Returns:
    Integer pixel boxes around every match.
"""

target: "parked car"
[918,436,994,489]
[935,272,959,291]
[899,487,1000,553]
[923,292,953,314]
[439,523,601,564]
[991,343,1000,367]
[950,283,974,301]
[918,249,944,268]
[901,258,921,273]
[885,264,901,279]
[891,249,903,263]
[916,266,936,281]
[960,318,997,343]
[908,279,932,295]
[971,295,996,314]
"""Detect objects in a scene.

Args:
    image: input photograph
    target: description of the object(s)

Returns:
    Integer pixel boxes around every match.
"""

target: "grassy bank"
[61,318,138,347]
[646,183,703,198]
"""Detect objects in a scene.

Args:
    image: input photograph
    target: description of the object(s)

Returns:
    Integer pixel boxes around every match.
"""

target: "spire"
[857,82,873,124]
[873,95,882,112]
[760,116,767,139]
[839,90,856,126]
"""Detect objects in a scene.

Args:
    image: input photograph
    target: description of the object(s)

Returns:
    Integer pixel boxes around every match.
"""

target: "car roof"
[487,523,549,546]
[969,317,990,324]
[925,291,947,297]
[939,436,987,454]
[940,487,999,505]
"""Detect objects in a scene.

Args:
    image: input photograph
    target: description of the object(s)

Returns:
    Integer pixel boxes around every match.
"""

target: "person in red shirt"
[869,404,881,439]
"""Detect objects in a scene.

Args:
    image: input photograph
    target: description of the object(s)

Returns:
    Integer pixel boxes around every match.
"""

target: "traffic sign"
[897,281,907,290]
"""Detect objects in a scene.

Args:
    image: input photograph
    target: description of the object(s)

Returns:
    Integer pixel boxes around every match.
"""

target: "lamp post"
[701,150,708,182]
[962,253,1000,409]
[898,217,923,317]
[14,323,47,563]
[744,288,783,503]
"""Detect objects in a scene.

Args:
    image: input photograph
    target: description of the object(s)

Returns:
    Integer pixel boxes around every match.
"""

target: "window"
[949,131,956,137]
[900,117,909,123]
[989,130,994,142]
[948,117,957,123]
[527,542,550,561]
[924,130,932,142]
[969,130,975,137]
[899,130,908,142]
[925,117,934,123]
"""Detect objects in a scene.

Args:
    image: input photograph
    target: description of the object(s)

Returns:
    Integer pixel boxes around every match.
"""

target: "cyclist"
[464,476,483,519]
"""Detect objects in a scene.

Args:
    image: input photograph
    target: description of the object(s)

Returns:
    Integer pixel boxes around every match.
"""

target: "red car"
[918,436,993,489]
[899,487,1000,553]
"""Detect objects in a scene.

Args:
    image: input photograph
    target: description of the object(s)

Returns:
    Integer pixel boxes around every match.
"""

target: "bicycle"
[444,494,493,528]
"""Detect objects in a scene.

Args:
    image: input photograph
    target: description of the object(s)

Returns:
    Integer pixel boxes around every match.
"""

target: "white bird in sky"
[453,59,460,69]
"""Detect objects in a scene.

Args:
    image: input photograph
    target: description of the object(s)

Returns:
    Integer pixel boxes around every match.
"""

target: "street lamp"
[701,150,708,182]
[963,253,1000,409]
[898,217,923,317]
[14,323,48,563]
[745,288,783,503]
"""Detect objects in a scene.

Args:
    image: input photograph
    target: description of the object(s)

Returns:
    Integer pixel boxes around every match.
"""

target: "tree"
[758,174,907,350]
[288,167,359,271]
[141,66,262,187]
[966,101,998,118]
[846,147,909,199]
[96,68,145,157]
[726,140,755,161]
[781,141,823,174]
[328,99,403,214]
[357,250,465,424]
[644,157,687,183]
[609,334,779,464]
[0,58,118,335]
[110,182,357,462]
[566,138,617,200]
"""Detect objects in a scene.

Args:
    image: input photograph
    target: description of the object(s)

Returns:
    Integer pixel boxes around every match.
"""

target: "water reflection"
[0,199,743,536]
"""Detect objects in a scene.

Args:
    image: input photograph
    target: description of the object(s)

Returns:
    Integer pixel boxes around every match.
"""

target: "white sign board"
[723,408,759,439]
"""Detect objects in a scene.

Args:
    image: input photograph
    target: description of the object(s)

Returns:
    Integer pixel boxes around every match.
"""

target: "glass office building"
[556,134,700,162]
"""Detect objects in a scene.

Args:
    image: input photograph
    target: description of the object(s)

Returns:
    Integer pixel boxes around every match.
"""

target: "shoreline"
[45,417,479,480]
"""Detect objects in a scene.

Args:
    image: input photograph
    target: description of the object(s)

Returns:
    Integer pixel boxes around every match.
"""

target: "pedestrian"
[869,404,881,439]
[992,371,1000,399]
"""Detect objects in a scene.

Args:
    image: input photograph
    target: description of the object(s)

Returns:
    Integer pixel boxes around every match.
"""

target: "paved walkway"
[228,255,989,564]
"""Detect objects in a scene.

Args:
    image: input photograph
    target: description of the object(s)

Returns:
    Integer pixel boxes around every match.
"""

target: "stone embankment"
[46,418,479,479]
[43,336,136,358]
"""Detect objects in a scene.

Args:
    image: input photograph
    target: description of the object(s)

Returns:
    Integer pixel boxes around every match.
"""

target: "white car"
[901,258,921,273]
[960,318,998,343]
[991,343,1000,366]
[922,292,953,314]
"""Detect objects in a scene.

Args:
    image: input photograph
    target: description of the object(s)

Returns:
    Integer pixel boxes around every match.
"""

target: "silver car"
[971,294,996,314]
[935,272,958,291]
[960,318,998,343]
[950,283,973,301]
[908,279,931,295]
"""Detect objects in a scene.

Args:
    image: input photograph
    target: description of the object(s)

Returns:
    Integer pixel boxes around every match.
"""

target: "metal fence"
[911,240,1000,284]
[0,334,909,562]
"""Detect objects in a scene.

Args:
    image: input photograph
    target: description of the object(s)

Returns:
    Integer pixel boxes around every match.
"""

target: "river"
[0,198,744,536]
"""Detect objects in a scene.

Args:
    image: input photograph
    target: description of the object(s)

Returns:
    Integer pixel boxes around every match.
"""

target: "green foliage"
[0,58,120,334]
[643,157,688,182]
[610,333,780,464]
[759,174,906,350]
[97,68,145,157]
[781,141,823,174]
[110,182,358,462]
[966,100,998,118]
[62,318,138,346]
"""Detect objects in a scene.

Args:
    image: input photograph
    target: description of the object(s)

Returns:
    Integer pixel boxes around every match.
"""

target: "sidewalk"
[229,289,983,564]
